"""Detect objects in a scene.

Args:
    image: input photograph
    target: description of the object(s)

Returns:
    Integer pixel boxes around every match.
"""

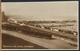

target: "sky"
[2,1,78,21]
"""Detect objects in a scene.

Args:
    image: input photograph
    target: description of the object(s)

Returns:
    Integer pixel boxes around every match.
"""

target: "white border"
[1,1,79,50]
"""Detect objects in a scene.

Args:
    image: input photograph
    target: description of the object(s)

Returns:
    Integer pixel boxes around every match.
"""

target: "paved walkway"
[2,30,77,49]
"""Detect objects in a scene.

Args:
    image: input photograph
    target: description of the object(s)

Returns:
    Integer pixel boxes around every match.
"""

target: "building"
[2,12,8,22]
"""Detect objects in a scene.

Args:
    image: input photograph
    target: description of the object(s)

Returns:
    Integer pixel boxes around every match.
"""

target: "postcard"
[1,0,79,50]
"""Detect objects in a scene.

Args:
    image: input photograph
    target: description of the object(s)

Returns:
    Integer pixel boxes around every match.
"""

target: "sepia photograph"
[1,1,79,50]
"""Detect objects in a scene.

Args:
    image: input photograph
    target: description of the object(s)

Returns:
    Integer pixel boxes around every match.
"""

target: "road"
[2,30,77,49]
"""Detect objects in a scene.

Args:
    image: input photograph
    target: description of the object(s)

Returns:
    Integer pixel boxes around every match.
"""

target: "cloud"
[2,1,78,21]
